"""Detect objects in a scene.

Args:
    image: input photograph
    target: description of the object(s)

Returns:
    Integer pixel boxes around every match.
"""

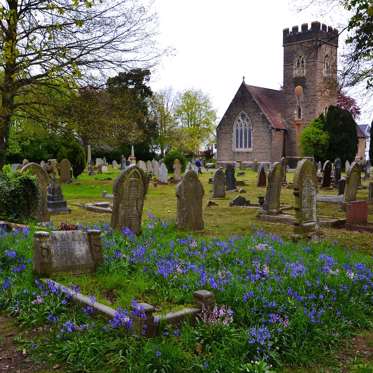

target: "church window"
[297,104,302,120]
[233,112,252,151]
[294,55,305,77]
[323,54,331,76]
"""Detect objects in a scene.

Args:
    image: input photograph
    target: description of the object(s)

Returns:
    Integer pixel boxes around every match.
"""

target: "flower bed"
[0,220,373,372]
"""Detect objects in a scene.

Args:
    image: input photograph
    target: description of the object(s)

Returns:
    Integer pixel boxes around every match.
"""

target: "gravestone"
[128,145,136,165]
[59,158,72,183]
[173,159,182,182]
[364,160,371,180]
[152,159,160,178]
[257,164,267,187]
[87,145,92,166]
[120,155,126,170]
[293,159,318,237]
[337,178,346,195]
[146,160,153,174]
[102,165,108,173]
[137,160,147,173]
[21,163,50,222]
[46,159,59,178]
[345,160,351,173]
[47,176,70,214]
[369,182,373,201]
[334,158,342,184]
[159,162,168,184]
[96,158,103,167]
[344,162,362,203]
[262,162,282,215]
[112,160,119,169]
[176,170,204,231]
[280,157,287,183]
[321,160,332,187]
[111,166,148,235]
[225,164,236,191]
[212,167,225,198]
[33,230,103,276]
[317,161,322,177]
[229,195,250,207]
[40,160,46,170]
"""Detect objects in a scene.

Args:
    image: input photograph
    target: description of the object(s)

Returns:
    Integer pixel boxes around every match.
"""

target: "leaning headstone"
[21,163,50,222]
[344,162,362,203]
[33,230,103,276]
[334,158,342,184]
[257,164,267,187]
[345,160,351,173]
[159,162,168,184]
[59,158,72,183]
[225,164,236,191]
[262,162,282,215]
[47,176,70,214]
[173,159,182,182]
[229,195,250,207]
[212,167,225,198]
[176,170,204,231]
[111,166,148,235]
[321,160,332,187]
[152,159,160,178]
[293,159,318,237]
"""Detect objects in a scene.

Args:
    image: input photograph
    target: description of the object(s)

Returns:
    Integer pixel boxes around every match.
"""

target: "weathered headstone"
[212,167,225,198]
[176,170,204,231]
[257,164,267,187]
[229,195,250,207]
[225,164,236,191]
[46,159,59,178]
[173,159,182,182]
[334,158,342,184]
[47,176,70,214]
[262,162,282,215]
[293,159,318,237]
[21,163,50,222]
[87,145,92,166]
[137,160,147,173]
[96,158,104,167]
[102,165,108,173]
[120,155,126,170]
[111,166,148,235]
[59,158,72,183]
[369,182,373,201]
[112,160,119,169]
[321,160,332,187]
[159,162,168,184]
[152,159,160,178]
[337,178,346,195]
[317,161,322,177]
[344,162,362,203]
[33,230,103,276]
[146,160,153,174]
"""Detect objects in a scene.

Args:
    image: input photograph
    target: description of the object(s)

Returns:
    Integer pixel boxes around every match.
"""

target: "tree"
[150,89,178,157]
[369,119,373,161]
[174,90,216,155]
[301,117,330,161]
[337,89,361,119]
[0,0,161,167]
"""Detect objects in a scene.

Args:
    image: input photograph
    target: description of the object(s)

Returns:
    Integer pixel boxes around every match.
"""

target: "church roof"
[244,84,287,130]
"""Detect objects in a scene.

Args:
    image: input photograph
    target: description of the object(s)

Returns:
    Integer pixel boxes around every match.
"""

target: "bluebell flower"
[2,277,11,290]
[4,250,17,259]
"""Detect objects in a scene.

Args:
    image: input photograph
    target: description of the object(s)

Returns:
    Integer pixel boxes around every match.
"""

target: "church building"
[216,22,339,167]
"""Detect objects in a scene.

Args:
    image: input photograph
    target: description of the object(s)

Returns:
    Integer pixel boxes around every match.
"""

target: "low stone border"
[41,279,215,337]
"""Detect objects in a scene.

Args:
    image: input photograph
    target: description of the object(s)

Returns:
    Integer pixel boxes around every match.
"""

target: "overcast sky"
[150,0,371,123]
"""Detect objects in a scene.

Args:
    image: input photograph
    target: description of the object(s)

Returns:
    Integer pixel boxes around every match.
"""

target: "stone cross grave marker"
[159,162,168,183]
[225,164,236,191]
[59,158,72,183]
[111,166,148,235]
[173,159,182,182]
[21,162,50,222]
[212,167,225,198]
[321,160,332,187]
[293,159,318,236]
[176,170,204,231]
[344,161,361,203]
[262,162,282,215]
[257,164,267,187]
[33,229,103,276]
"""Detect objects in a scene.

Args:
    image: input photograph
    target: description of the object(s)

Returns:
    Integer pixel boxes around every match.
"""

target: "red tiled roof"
[245,84,287,130]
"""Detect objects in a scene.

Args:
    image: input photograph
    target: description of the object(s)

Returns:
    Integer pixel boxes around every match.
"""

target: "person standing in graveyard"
[195,159,202,174]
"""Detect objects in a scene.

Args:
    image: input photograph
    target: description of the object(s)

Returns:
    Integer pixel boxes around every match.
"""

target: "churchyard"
[1,160,373,372]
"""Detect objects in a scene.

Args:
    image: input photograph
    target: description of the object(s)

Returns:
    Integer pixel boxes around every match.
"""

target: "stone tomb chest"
[33,230,103,276]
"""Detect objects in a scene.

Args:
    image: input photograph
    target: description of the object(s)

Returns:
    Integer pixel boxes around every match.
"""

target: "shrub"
[0,166,38,222]
[301,117,329,161]
[164,149,187,173]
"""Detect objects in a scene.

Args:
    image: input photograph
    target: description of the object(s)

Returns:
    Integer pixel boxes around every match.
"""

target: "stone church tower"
[216,22,339,166]
[283,22,339,157]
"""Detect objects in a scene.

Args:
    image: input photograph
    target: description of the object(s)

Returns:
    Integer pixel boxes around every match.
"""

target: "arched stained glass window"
[233,112,252,151]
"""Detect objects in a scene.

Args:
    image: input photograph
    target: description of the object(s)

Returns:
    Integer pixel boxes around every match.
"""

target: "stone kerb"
[293,159,318,237]
[111,166,148,235]
[21,162,50,222]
